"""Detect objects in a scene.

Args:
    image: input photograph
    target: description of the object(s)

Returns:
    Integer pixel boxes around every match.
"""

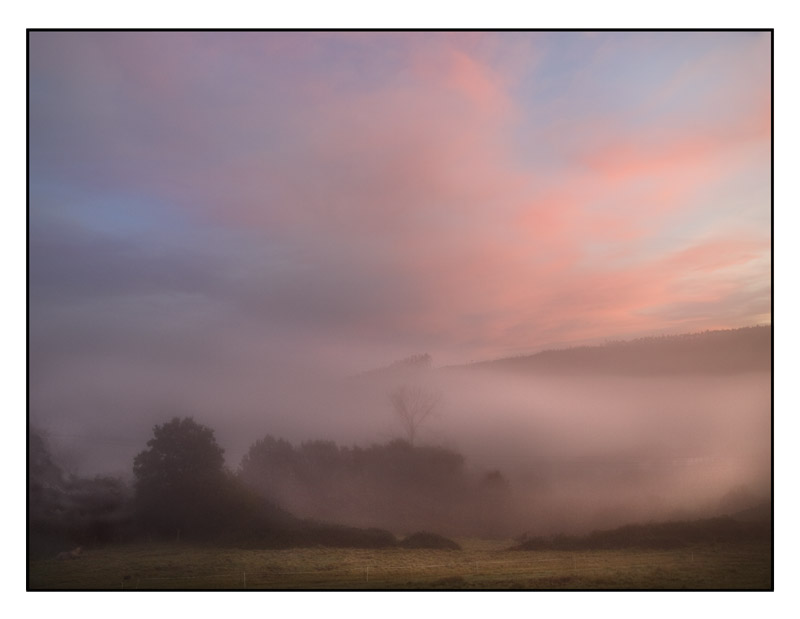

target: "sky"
[28,31,771,376]
[28,31,772,466]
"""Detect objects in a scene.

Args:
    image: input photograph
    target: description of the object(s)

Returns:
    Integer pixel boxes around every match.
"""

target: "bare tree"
[388,385,441,444]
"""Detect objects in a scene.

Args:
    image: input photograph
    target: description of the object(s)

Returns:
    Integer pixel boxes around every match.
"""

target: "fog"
[30,334,771,538]
[436,368,770,532]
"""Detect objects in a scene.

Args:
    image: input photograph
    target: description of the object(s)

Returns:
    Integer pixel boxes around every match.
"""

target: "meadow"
[28,538,772,590]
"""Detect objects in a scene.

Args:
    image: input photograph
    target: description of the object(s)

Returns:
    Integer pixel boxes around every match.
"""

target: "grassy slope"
[28,538,771,590]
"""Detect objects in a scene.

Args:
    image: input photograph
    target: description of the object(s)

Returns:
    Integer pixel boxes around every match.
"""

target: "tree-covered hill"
[456,326,771,376]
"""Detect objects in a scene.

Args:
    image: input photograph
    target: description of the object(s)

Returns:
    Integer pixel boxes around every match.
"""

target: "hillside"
[510,511,771,551]
[454,326,771,376]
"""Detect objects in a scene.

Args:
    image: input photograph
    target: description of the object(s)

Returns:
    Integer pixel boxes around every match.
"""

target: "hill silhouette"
[453,326,770,376]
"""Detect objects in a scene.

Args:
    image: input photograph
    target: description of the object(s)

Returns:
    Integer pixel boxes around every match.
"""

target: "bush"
[399,531,461,550]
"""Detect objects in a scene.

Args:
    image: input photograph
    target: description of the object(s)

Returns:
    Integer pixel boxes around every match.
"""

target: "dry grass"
[27,538,771,590]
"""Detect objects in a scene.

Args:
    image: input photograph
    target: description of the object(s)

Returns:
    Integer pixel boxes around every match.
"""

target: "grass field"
[28,538,772,590]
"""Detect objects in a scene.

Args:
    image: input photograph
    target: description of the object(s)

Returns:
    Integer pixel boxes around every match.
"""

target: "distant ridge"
[451,326,771,376]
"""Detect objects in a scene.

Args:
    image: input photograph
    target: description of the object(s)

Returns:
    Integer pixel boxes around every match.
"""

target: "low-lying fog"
[30,354,771,537]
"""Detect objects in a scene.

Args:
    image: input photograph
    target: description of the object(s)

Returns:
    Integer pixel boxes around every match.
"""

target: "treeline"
[461,326,771,376]
[29,418,512,557]
[238,435,511,536]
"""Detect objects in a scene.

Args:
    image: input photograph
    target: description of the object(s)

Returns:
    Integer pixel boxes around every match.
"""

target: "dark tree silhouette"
[133,417,227,539]
[29,429,66,493]
[388,385,441,444]
[29,429,133,554]
[238,434,298,499]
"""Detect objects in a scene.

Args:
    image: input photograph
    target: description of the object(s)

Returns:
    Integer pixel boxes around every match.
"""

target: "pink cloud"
[579,112,768,187]
[661,239,767,274]
[184,33,772,358]
[441,49,511,115]
[31,32,770,363]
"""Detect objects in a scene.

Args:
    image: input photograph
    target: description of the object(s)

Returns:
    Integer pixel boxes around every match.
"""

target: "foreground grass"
[28,538,771,590]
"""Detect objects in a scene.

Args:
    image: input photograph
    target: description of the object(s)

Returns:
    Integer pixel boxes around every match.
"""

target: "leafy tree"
[133,417,227,539]
[29,429,66,493]
[62,475,133,544]
[299,440,343,482]
[238,434,299,500]
[29,429,133,553]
